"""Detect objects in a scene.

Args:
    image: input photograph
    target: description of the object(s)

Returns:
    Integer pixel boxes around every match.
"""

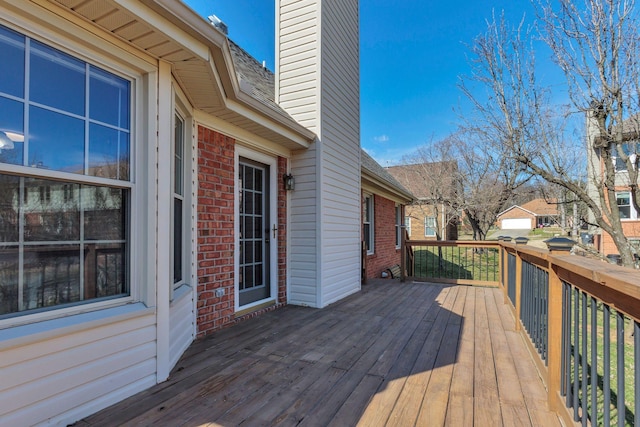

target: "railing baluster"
[635,320,639,427]
[604,304,611,426]
[562,281,568,398]
[617,311,625,427]
[565,282,573,407]
[590,296,597,425]
[581,290,588,427]
[574,287,580,421]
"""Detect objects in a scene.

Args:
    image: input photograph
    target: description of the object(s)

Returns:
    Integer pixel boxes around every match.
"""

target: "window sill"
[0,303,155,351]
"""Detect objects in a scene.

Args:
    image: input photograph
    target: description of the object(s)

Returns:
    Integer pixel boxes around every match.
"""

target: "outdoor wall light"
[283,173,295,191]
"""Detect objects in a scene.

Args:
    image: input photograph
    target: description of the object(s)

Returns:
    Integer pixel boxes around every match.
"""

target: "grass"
[412,245,499,282]
[568,294,636,426]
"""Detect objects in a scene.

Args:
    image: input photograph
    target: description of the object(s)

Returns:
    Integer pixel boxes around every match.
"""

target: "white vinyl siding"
[169,284,193,369]
[279,0,360,307]
[0,306,156,425]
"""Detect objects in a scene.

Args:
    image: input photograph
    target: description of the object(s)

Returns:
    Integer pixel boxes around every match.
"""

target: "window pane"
[29,106,84,172]
[0,96,25,166]
[0,175,20,242]
[89,66,130,129]
[0,245,19,315]
[30,40,85,115]
[85,243,127,298]
[173,198,182,284]
[0,25,25,98]
[364,224,371,251]
[23,244,81,310]
[23,178,80,242]
[88,123,130,180]
[83,186,126,240]
[174,115,184,195]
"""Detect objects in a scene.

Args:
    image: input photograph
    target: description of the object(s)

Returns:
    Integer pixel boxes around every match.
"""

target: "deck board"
[81,281,561,426]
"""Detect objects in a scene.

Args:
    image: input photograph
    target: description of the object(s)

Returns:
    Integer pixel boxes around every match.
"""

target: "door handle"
[272,224,278,239]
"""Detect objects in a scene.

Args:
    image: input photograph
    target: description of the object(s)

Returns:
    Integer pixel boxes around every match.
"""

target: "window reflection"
[29,106,85,172]
[0,173,129,317]
[90,66,130,129]
[0,25,25,98]
[83,186,126,240]
[89,124,129,180]
[0,246,19,315]
[0,97,25,166]
[30,40,85,115]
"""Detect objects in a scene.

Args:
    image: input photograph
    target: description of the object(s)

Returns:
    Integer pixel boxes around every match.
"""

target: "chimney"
[276,0,361,308]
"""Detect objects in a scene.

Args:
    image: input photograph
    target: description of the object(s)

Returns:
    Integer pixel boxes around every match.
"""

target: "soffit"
[50,0,313,150]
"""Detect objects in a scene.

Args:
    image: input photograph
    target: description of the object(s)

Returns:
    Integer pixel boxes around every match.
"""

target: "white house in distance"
[0,0,374,424]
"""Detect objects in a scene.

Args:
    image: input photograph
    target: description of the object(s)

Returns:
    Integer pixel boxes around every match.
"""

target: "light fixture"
[0,131,14,150]
[283,173,295,191]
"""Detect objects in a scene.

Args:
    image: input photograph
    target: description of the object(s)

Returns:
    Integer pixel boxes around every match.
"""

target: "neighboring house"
[586,113,640,256]
[0,0,362,424]
[496,199,560,230]
[361,151,414,279]
[386,162,459,240]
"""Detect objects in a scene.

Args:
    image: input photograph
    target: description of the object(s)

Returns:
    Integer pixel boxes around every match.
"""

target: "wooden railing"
[500,242,639,427]
[403,238,640,426]
[404,240,500,286]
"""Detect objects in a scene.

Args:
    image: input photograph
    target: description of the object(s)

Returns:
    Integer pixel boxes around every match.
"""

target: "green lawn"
[412,246,499,282]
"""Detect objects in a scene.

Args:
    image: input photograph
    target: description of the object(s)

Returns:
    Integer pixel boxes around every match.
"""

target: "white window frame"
[170,90,195,300]
[234,145,279,312]
[616,191,639,220]
[405,216,411,238]
[364,194,374,255]
[395,205,402,249]
[425,216,437,237]
[0,17,153,327]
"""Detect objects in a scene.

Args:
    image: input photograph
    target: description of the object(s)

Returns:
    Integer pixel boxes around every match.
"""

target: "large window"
[172,112,185,290]
[612,143,639,172]
[425,216,437,237]
[363,195,374,254]
[0,25,131,318]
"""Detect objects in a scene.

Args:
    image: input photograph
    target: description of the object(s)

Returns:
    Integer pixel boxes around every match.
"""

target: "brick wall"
[365,193,401,279]
[196,127,236,336]
[196,126,289,337]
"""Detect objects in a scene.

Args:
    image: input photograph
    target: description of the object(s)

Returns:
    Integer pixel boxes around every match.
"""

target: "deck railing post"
[400,225,406,282]
[547,261,564,414]
[515,248,523,332]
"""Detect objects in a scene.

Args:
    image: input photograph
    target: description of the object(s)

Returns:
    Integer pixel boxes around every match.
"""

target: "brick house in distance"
[496,199,560,230]
[387,161,459,241]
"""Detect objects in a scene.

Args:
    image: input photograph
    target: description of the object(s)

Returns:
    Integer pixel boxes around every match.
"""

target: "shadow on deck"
[80,280,561,426]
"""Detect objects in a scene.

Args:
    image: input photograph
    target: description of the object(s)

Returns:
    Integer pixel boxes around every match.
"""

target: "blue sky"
[184,0,541,166]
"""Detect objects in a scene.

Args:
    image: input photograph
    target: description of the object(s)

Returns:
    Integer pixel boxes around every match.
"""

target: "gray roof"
[228,39,413,202]
[361,150,414,200]
[228,41,296,122]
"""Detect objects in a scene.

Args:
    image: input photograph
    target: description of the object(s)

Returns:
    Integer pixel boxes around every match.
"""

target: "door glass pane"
[0,25,25,98]
[30,40,85,115]
[29,106,84,172]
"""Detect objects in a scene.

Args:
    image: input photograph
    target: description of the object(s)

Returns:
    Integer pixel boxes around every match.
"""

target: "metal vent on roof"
[208,15,228,35]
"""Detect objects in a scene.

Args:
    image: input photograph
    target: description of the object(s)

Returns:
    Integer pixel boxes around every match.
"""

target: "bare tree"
[396,132,528,241]
[461,3,640,266]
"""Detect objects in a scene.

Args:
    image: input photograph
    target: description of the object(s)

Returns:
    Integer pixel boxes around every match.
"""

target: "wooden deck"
[80,281,561,426]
